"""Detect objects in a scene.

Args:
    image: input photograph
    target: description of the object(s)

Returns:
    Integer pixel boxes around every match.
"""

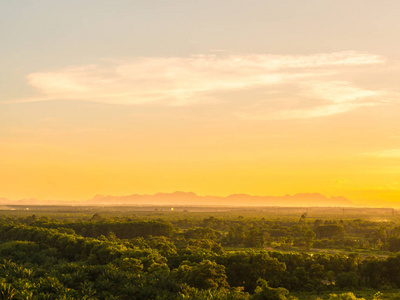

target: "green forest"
[1,206,400,299]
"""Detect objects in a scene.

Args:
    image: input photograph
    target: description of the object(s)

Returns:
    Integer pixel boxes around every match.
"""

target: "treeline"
[1,216,400,299]
[12,214,400,252]
[176,216,400,252]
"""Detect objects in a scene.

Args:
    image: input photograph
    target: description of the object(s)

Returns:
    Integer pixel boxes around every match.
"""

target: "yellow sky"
[1,1,400,206]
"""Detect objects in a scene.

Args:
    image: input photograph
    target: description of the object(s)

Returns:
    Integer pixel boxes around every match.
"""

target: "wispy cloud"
[365,149,400,158]
[13,51,390,119]
[244,81,383,120]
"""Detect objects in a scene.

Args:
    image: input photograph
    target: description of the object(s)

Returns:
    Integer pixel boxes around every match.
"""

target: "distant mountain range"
[0,192,354,207]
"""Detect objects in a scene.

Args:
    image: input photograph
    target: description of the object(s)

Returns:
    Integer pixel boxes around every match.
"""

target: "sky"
[1,1,400,206]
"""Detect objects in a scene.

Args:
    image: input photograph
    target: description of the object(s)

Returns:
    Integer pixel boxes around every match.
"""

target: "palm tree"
[0,283,15,300]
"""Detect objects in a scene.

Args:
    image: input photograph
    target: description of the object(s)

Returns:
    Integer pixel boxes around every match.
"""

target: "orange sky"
[1,1,400,206]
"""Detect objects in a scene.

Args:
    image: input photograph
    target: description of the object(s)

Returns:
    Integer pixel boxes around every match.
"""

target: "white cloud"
[303,81,379,104]
[15,51,391,118]
[236,80,385,120]
[271,81,381,119]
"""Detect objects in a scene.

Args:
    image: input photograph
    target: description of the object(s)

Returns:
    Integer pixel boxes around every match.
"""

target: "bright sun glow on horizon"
[1,1,400,207]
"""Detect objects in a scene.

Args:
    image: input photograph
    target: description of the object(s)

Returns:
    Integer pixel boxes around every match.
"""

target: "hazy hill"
[86,191,353,207]
[0,192,354,207]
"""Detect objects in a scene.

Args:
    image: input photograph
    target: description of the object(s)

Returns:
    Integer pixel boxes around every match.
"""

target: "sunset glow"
[1,1,400,207]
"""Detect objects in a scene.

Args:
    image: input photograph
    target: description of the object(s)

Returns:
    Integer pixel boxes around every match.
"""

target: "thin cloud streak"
[236,81,386,120]
[12,51,391,119]
[365,149,400,158]
[275,81,382,119]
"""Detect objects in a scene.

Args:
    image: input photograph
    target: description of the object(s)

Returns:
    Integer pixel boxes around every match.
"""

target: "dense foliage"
[1,210,400,299]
